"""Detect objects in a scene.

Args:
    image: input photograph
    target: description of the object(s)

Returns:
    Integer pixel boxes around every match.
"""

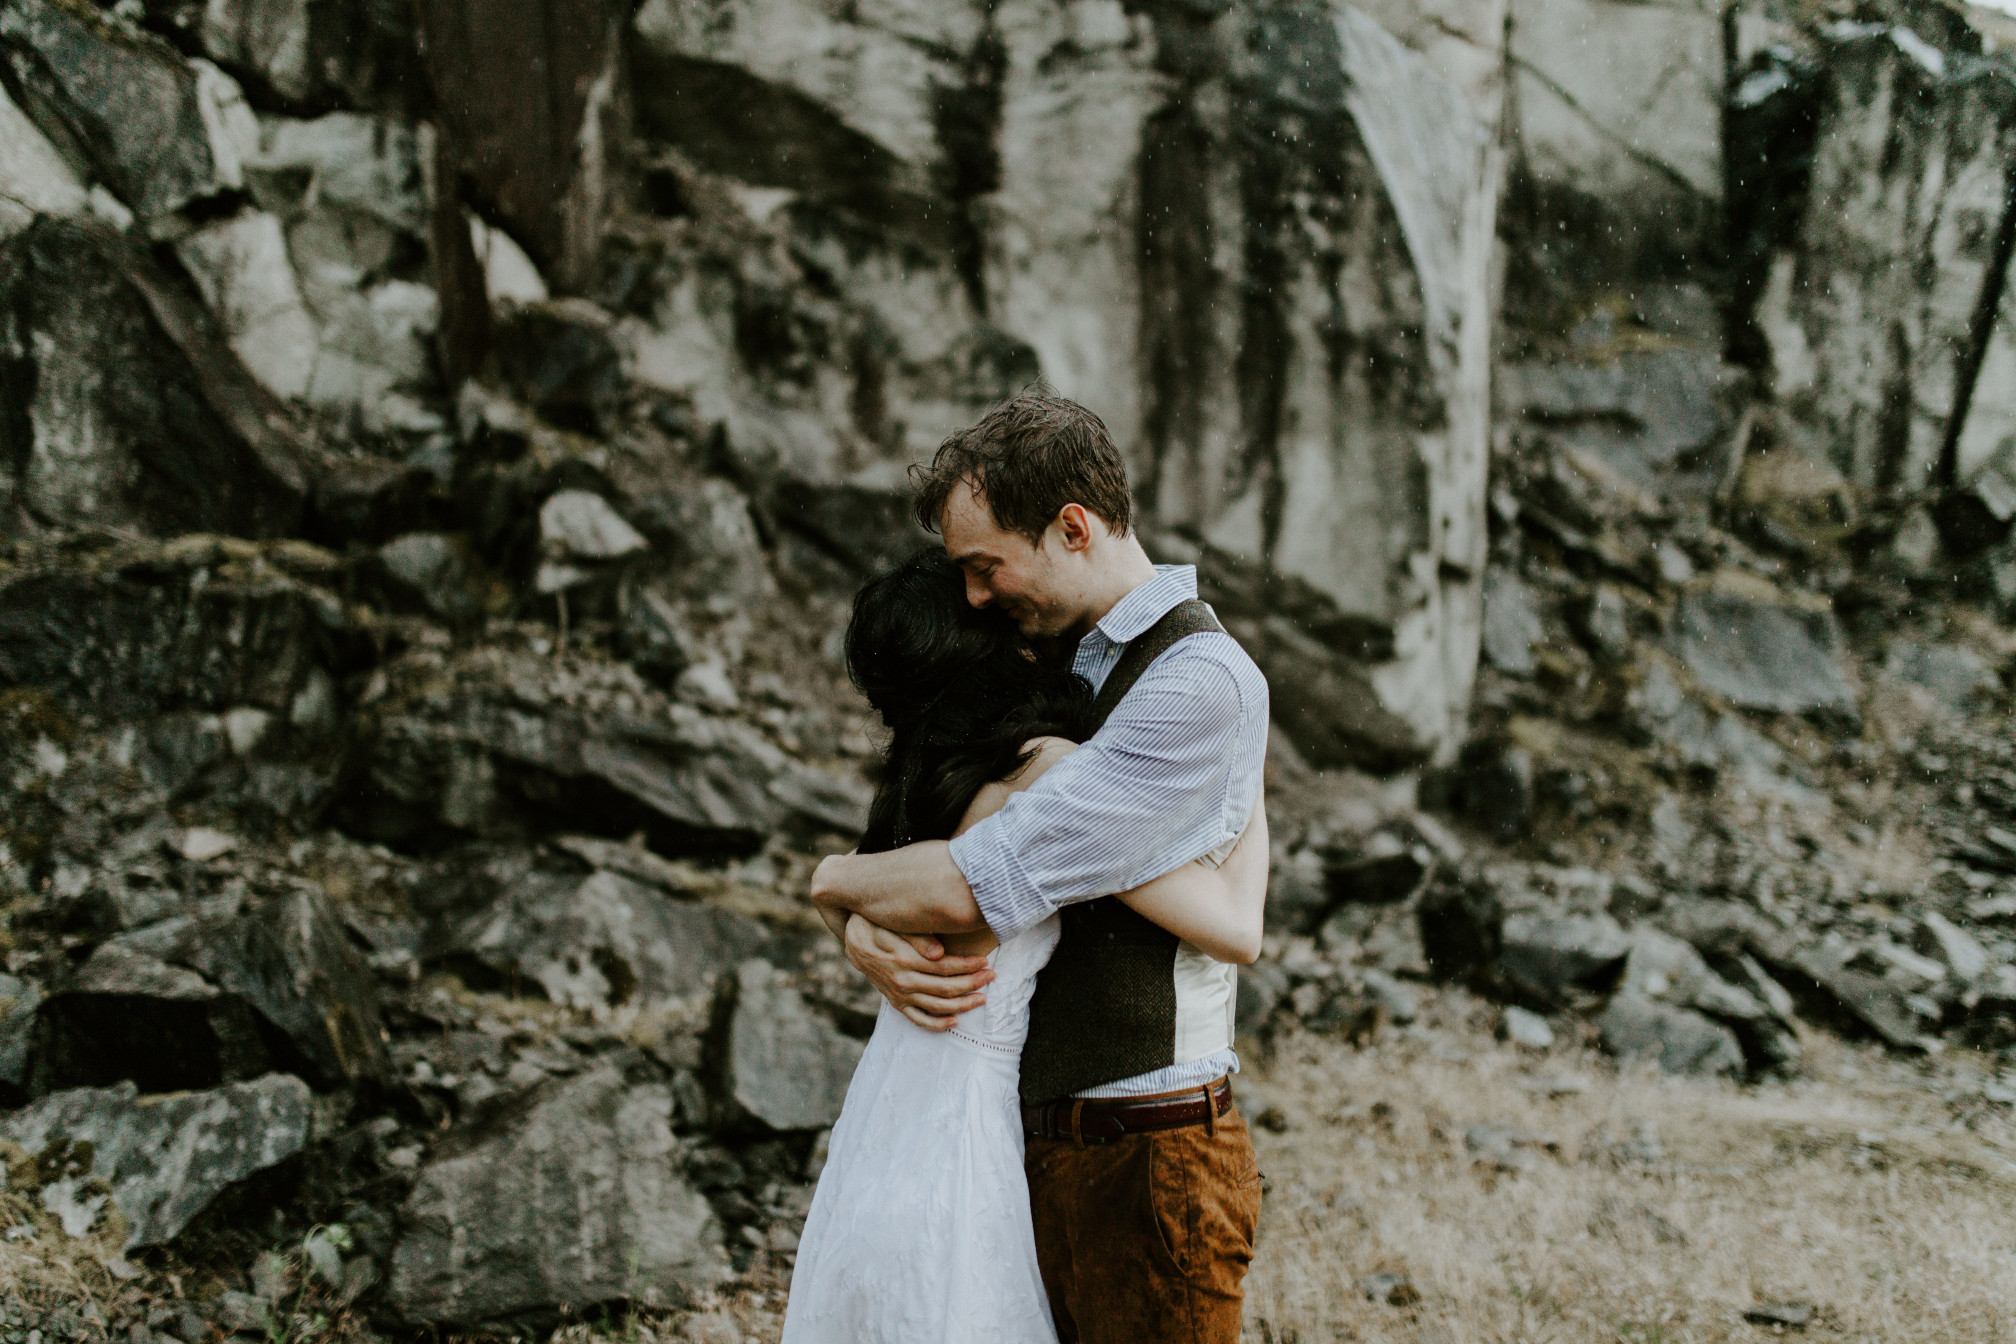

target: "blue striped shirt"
[947,565,1269,1096]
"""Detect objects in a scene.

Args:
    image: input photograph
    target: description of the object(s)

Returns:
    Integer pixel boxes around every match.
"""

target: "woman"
[782,550,1267,1344]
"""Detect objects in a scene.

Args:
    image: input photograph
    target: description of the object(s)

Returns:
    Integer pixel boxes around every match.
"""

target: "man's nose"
[965,574,991,608]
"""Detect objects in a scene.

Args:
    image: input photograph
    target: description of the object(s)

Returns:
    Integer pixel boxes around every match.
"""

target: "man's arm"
[808,842,987,934]
[950,637,1265,939]
[815,643,1258,938]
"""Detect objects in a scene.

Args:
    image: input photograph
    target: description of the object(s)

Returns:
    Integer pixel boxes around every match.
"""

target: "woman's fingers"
[895,968,993,999]
[901,1006,961,1032]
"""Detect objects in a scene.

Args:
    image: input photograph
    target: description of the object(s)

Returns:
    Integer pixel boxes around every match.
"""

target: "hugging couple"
[782,390,1271,1344]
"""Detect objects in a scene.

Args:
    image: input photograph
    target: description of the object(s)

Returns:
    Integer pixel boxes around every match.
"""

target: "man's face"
[939,481,1085,639]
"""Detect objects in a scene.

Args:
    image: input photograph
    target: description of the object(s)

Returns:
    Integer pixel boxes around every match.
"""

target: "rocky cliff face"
[1,0,2015,1335]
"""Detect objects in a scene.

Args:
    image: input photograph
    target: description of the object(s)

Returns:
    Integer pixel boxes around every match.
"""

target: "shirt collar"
[1086,565,1198,647]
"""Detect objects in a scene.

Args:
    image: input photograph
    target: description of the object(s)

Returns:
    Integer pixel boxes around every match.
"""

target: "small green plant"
[254,1225,357,1344]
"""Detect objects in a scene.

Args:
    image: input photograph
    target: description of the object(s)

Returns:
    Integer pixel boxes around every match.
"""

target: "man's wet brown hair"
[911,388,1133,542]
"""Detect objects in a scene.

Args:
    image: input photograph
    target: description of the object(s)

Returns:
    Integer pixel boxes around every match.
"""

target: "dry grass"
[1236,995,2016,1344]
[10,988,2013,1344]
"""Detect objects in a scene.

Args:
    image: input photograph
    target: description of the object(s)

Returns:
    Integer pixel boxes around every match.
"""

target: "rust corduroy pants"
[1025,1099,1263,1344]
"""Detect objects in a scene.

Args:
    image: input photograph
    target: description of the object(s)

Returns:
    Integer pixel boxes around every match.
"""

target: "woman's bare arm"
[1114,794,1268,964]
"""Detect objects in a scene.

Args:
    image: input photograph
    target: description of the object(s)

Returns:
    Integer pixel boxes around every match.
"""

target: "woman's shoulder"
[1011,735,1078,783]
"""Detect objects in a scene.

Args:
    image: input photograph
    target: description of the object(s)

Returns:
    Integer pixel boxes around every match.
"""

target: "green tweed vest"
[1017,599,1229,1105]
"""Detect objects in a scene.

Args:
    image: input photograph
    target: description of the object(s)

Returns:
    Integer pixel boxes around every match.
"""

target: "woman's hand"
[843,914,995,1031]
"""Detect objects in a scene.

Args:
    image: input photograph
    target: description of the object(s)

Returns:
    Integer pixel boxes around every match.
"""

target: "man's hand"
[844,915,994,1032]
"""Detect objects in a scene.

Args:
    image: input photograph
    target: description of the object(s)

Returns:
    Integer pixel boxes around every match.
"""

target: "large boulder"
[195,0,421,110]
[1670,573,1856,716]
[1598,994,1745,1079]
[32,885,391,1095]
[0,0,254,221]
[0,217,312,538]
[444,868,771,1013]
[0,77,86,238]
[717,959,864,1133]
[0,539,355,724]
[1497,912,1631,1010]
[388,1065,729,1326]
[345,645,869,855]
[1754,23,2016,495]
[0,1074,312,1249]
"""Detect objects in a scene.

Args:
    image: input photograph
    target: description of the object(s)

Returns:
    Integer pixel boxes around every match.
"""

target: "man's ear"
[1054,503,1097,553]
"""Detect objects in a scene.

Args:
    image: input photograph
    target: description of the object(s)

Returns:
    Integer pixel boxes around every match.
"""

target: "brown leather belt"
[1022,1077,1233,1145]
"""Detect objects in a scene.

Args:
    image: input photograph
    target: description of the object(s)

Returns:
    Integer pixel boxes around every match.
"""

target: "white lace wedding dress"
[781,915,1063,1344]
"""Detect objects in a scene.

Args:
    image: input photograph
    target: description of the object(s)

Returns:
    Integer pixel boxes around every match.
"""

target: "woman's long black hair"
[846,550,1097,854]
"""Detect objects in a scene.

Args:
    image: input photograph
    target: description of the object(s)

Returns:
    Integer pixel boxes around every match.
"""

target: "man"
[810,390,1269,1344]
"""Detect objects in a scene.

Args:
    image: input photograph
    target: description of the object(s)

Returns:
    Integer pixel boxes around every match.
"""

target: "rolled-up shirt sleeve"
[947,633,1267,941]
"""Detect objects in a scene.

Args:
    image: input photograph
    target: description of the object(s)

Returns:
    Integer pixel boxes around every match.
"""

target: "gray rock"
[1770,948,1925,1052]
[0,74,87,236]
[1760,23,2016,496]
[447,869,770,1013]
[1671,579,1856,716]
[630,0,1498,769]
[496,302,627,435]
[1743,1300,1813,1329]
[34,886,390,1094]
[1453,739,1535,842]
[1235,962,1292,1036]
[1916,912,1990,984]
[1481,567,1545,675]
[0,973,44,1100]
[374,533,485,625]
[541,489,648,562]
[1359,969,1419,1025]
[1500,1005,1555,1049]
[1598,994,1745,1078]
[1620,926,1767,1022]
[0,216,311,538]
[388,1066,728,1326]
[1935,450,2016,558]
[719,960,864,1133]
[1885,643,1996,713]
[1655,896,1779,961]
[1326,841,1434,908]
[0,1,251,220]
[1221,613,1433,772]
[199,0,417,111]
[1265,848,1332,936]
[617,587,694,689]
[0,1075,312,1249]
[1504,349,1737,493]
[250,112,424,233]
[1574,585,1634,663]
[349,653,868,853]
[0,546,351,726]
[1498,912,1632,1009]
[1417,871,1516,981]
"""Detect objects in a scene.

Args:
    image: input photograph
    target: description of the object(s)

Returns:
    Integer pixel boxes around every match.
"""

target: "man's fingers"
[904,932,946,961]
